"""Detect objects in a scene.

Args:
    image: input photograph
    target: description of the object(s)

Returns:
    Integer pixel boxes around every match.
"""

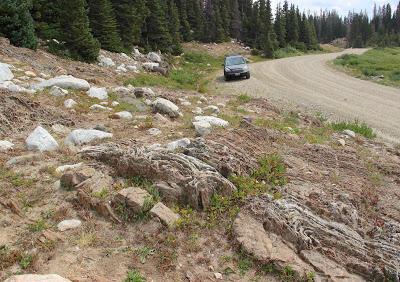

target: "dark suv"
[224,55,250,81]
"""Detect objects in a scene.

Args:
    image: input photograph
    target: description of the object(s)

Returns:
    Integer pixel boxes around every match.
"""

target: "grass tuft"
[330,121,376,139]
[125,269,146,282]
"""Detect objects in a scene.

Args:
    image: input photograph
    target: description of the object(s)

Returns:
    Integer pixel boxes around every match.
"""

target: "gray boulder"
[65,129,113,146]
[147,52,162,63]
[142,62,159,71]
[57,219,82,231]
[87,87,108,100]
[33,75,90,90]
[49,86,69,97]
[0,62,14,82]
[166,138,190,151]
[64,99,77,109]
[150,202,180,226]
[152,98,181,118]
[98,55,115,67]
[194,116,229,127]
[343,130,356,138]
[193,121,212,136]
[26,126,59,152]
[0,140,14,151]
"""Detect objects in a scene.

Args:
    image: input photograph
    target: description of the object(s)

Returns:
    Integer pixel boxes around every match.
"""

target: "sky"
[270,0,399,16]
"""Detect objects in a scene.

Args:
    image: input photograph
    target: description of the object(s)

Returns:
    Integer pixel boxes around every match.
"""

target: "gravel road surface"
[217,49,400,142]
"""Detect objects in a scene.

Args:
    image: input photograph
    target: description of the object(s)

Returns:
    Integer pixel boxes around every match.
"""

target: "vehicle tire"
[246,73,250,79]
[225,75,230,81]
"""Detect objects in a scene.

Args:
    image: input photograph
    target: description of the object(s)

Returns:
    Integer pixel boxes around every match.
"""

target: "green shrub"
[125,269,146,282]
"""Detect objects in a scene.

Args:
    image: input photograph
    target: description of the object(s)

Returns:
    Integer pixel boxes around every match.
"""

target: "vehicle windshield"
[226,57,246,66]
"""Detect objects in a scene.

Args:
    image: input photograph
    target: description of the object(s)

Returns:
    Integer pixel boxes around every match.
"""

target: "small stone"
[148,128,161,136]
[127,65,138,72]
[142,62,159,71]
[150,202,180,226]
[64,99,77,109]
[65,129,113,146]
[199,96,208,102]
[338,139,346,146]
[90,104,112,111]
[26,126,59,152]
[192,107,203,115]
[111,101,119,107]
[194,116,229,127]
[57,219,82,231]
[55,163,83,174]
[87,87,108,100]
[134,87,155,98]
[114,187,152,213]
[117,64,127,72]
[0,140,14,151]
[154,113,169,123]
[181,101,192,106]
[343,130,356,138]
[98,55,115,67]
[110,111,133,120]
[147,52,162,63]
[24,70,36,77]
[49,86,69,97]
[113,86,134,96]
[214,273,222,279]
[166,138,190,151]
[193,121,212,136]
[204,105,220,114]
[152,98,181,118]
[60,167,96,189]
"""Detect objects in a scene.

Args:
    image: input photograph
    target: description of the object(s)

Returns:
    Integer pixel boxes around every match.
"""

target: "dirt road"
[216,49,400,142]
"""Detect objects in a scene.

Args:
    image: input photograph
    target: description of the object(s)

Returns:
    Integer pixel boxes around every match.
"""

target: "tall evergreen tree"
[59,0,100,61]
[142,0,172,52]
[274,3,286,48]
[286,4,299,44]
[31,0,61,40]
[111,0,148,51]
[229,0,242,39]
[167,0,183,54]
[395,2,400,33]
[88,0,123,52]
[0,0,37,49]
[186,0,204,40]
[176,0,192,41]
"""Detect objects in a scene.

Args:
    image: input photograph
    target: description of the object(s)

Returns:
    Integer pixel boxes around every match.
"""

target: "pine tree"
[142,0,172,52]
[31,0,61,40]
[187,0,204,40]
[111,0,148,51]
[0,0,37,49]
[167,0,183,54]
[229,0,242,39]
[204,0,225,42]
[286,4,299,44]
[176,0,192,41]
[59,0,100,62]
[88,0,123,52]
[274,4,286,48]
[396,2,400,33]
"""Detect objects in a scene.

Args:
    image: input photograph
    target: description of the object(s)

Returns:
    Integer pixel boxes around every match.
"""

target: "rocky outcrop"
[81,143,236,209]
[233,194,400,281]
[33,75,90,90]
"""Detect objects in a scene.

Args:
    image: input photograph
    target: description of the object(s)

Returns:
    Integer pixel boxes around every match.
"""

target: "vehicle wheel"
[246,73,250,79]
[225,76,230,81]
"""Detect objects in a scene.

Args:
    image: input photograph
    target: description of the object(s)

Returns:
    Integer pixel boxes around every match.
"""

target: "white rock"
[199,96,208,102]
[193,121,212,136]
[0,140,14,151]
[113,86,134,96]
[57,219,82,231]
[4,274,71,282]
[142,62,159,71]
[194,116,229,127]
[147,52,162,63]
[33,77,45,82]
[25,71,36,77]
[98,55,115,67]
[148,128,161,136]
[40,72,51,79]
[90,104,112,111]
[204,105,220,114]
[343,130,356,138]
[133,48,142,57]
[144,99,153,106]
[154,113,169,123]
[49,86,69,97]
[65,129,113,146]
[214,273,223,280]
[87,87,108,100]
[113,111,133,120]
[33,75,90,90]
[0,62,14,82]
[181,101,192,106]
[111,101,120,107]
[0,81,35,94]
[117,64,127,72]
[26,126,59,152]
[152,98,181,118]
[120,53,130,60]
[192,107,203,115]
[166,138,190,151]
[147,143,162,151]
[64,99,77,109]
[126,65,138,72]
[338,139,346,146]
[55,163,83,174]
[100,101,108,105]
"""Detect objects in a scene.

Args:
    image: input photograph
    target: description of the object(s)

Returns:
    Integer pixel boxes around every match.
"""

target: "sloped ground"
[1,38,400,281]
